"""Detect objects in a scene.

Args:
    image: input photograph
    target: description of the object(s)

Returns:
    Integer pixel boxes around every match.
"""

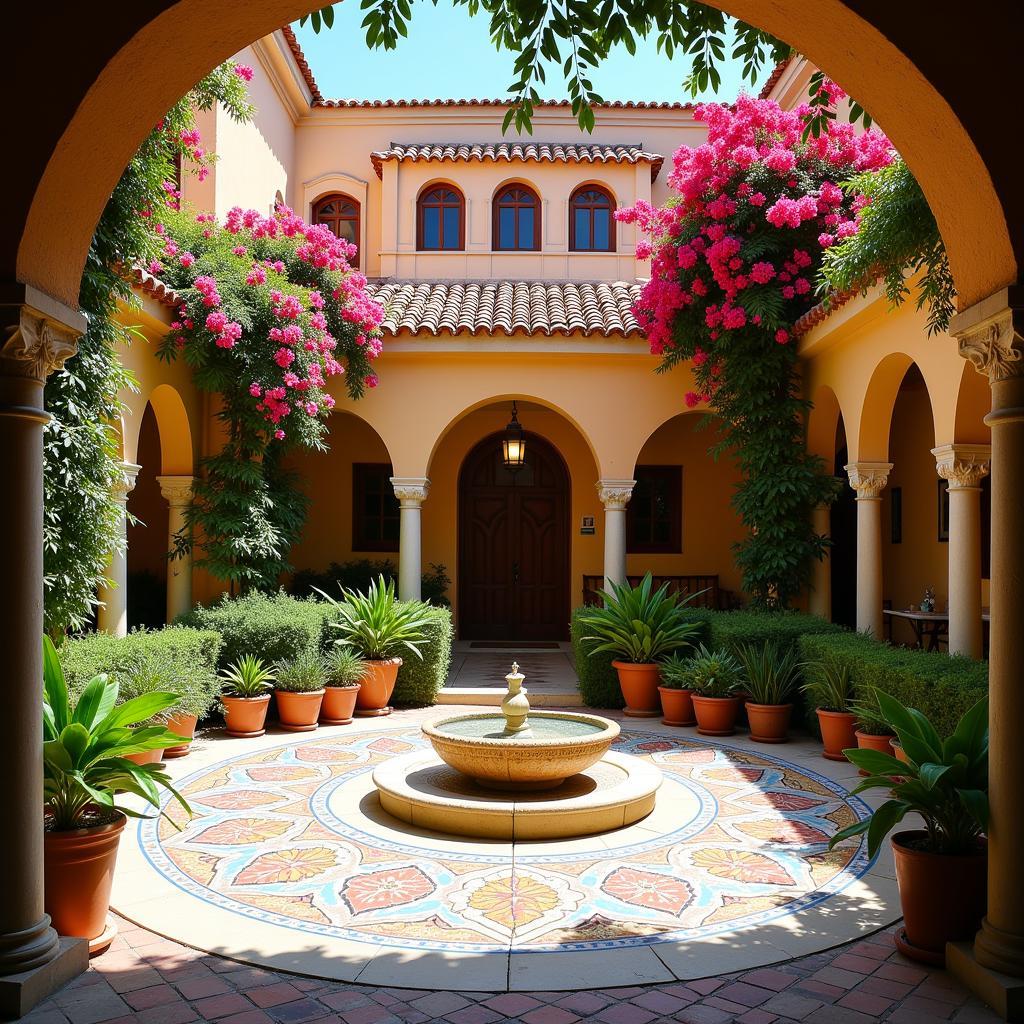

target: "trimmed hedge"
[798,632,988,738]
[390,605,453,707]
[571,606,624,708]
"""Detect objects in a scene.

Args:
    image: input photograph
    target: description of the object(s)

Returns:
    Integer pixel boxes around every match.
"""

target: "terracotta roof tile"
[130,266,179,307]
[317,96,694,112]
[280,25,322,102]
[758,56,795,99]
[366,279,644,338]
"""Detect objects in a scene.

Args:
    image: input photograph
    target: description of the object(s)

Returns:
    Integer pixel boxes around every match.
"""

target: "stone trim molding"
[597,479,636,510]
[0,303,80,382]
[390,477,430,506]
[157,475,195,507]
[932,444,991,489]
[951,288,1024,383]
[844,462,892,500]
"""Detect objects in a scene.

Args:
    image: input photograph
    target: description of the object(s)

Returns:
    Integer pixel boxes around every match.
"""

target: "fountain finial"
[501,661,530,734]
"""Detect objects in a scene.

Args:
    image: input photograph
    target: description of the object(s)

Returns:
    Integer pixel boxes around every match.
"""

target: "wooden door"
[459,432,569,640]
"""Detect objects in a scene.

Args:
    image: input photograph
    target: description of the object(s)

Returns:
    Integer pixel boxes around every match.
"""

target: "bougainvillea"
[156,204,385,589]
[620,91,893,606]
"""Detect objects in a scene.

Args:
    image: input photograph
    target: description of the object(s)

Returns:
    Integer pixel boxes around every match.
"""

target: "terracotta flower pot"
[658,686,696,726]
[856,729,896,776]
[321,684,361,725]
[892,830,987,965]
[612,661,662,718]
[275,689,325,732]
[816,708,859,761]
[746,702,793,743]
[222,694,271,737]
[691,695,743,736]
[355,658,402,717]
[123,748,164,766]
[44,813,126,950]
[164,712,198,758]
[891,737,911,765]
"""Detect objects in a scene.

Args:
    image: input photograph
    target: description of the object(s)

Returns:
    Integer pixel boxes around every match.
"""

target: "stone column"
[809,502,833,621]
[932,444,990,659]
[597,479,635,591]
[390,477,429,602]
[0,291,89,1015]
[157,475,194,623]
[947,291,1024,1018]
[96,462,140,637]
[844,462,892,639]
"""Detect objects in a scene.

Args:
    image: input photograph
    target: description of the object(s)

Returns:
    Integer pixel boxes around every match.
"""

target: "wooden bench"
[582,574,737,610]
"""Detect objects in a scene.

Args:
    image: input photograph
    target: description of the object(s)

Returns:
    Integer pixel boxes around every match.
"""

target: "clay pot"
[891,737,911,765]
[746,702,793,743]
[44,813,126,946]
[855,730,896,775]
[275,689,325,732]
[222,694,271,737]
[816,708,859,761]
[691,695,743,736]
[355,658,402,717]
[658,686,696,726]
[164,712,198,758]
[320,684,360,725]
[123,748,164,766]
[612,662,662,718]
[892,830,987,965]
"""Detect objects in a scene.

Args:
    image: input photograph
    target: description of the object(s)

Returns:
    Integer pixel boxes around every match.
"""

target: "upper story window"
[312,193,360,262]
[417,185,465,250]
[570,185,616,252]
[493,184,541,251]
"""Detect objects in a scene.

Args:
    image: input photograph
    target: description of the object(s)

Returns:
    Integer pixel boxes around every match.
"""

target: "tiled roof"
[130,266,179,307]
[280,25,322,102]
[758,56,795,99]
[370,142,663,180]
[366,279,644,338]
[318,96,695,111]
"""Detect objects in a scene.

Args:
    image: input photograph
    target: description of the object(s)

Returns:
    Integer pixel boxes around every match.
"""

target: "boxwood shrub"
[570,606,626,708]
[390,605,453,707]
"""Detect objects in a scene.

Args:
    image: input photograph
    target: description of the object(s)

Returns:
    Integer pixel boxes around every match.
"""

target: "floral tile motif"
[340,866,436,914]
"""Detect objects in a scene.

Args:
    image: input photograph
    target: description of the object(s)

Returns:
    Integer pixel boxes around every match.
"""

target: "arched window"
[570,185,615,252]
[493,184,541,251]
[417,186,465,250]
[312,193,360,261]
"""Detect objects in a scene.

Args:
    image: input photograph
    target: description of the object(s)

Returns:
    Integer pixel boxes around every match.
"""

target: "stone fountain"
[372,663,661,839]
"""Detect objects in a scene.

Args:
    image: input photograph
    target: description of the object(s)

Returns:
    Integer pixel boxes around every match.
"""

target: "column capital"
[932,443,991,489]
[597,479,636,510]
[844,461,892,500]
[113,463,142,502]
[156,474,195,506]
[390,476,429,506]
[0,287,84,382]
[951,288,1024,383]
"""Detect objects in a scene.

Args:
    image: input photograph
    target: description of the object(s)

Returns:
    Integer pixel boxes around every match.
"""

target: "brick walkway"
[25,915,1000,1024]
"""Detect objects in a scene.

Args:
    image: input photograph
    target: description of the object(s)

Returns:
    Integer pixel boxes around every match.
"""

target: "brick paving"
[23,916,1001,1024]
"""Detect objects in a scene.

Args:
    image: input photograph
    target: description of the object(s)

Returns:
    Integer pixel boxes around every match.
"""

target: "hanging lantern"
[502,401,526,471]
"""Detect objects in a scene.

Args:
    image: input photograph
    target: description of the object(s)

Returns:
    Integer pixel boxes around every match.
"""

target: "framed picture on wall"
[937,478,950,542]
[890,486,902,544]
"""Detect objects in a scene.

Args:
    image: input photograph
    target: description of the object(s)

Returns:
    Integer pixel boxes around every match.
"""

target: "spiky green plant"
[220,655,275,698]
[736,641,802,705]
[274,649,327,694]
[676,644,744,698]
[325,647,367,688]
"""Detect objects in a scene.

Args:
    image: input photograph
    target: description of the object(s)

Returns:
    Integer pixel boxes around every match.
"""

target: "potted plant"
[849,691,897,757]
[830,690,988,965]
[801,660,858,760]
[274,650,327,732]
[321,646,365,725]
[577,573,704,717]
[318,575,432,716]
[42,636,191,952]
[220,655,275,737]
[657,653,697,726]
[736,641,802,743]
[684,645,745,736]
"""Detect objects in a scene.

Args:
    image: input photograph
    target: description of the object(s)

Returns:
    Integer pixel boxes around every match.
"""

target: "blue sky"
[292,3,752,105]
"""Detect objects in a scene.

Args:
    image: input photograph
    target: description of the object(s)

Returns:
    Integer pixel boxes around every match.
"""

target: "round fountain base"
[372,750,661,839]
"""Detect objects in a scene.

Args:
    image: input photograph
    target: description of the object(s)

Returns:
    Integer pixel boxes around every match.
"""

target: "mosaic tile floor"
[112,709,902,992]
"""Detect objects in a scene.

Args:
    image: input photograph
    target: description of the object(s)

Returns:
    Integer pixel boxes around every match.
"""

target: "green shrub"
[797,632,988,738]
[274,649,327,693]
[690,609,843,651]
[571,606,623,708]
[392,605,453,706]
[290,559,451,606]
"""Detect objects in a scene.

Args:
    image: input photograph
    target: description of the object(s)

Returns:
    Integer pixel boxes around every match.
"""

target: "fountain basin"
[422,711,620,790]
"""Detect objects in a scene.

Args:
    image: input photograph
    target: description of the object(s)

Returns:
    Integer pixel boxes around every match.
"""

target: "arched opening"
[492,182,541,251]
[417,183,465,251]
[312,191,361,262]
[569,184,616,252]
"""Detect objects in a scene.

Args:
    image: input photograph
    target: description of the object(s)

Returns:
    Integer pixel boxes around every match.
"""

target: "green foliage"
[291,559,451,606]
[820,158,955,335]
[830,690,988,856]
[801,659,854,713]
[675,644,744,697]
[692,608,842,651]
[325,647,367,687]
[393,605,453,707]
[736,641,802,705]
[658,652,695,691]
[274,649,327,693]
[848,691,894,736]
[570,607,623,708]
[43,636,192,832]
[220,655,275,698]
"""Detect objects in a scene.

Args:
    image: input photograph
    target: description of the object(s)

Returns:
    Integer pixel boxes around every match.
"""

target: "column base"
[0,936,88,1019]
[948,940,1024,1022]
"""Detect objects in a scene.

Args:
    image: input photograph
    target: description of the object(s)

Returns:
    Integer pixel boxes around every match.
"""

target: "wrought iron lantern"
[502,401,526,471]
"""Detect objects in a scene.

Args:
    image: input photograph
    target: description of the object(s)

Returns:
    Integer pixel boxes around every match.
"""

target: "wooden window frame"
[312,192,361,264]
[569,185,616,252]
[352,463,399,553]
[627,465,683,554]
[492,184,541,251]
[416,185,465,251]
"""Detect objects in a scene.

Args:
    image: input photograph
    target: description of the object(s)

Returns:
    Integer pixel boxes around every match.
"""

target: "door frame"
[457,430,571,641]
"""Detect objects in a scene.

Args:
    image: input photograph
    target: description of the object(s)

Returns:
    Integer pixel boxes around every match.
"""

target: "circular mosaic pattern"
[135,728,875,956]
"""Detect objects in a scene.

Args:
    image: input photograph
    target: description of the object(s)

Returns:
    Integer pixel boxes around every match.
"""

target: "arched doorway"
[458,431,569,641]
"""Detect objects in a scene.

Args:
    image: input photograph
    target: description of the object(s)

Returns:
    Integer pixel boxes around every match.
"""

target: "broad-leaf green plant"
[220,655,275,698]
[737,641,802,705]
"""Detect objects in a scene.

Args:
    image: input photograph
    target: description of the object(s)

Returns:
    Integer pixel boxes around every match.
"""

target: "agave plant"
[220,654,275,698]
[577,573,704,664]
[677,644,745,698]
[318,575,432,661]
[43,636,191,832]
[736,641,802,705]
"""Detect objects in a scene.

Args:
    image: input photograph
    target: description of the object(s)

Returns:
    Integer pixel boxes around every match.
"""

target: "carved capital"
[157,474,195,506]
[951,291,1024,383]
[845,462,892,500]
[390,476,429,506]
[1,305,79,381]
[113,463,142,503]
[932,444,991,489]
[597,479,636,510]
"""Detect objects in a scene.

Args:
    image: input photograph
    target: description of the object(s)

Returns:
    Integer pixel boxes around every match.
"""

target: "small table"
[882,608,991,652]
